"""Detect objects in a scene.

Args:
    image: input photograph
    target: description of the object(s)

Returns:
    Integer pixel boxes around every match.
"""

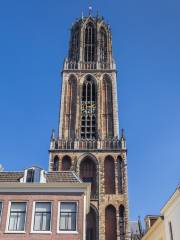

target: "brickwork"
[0,193,84,240]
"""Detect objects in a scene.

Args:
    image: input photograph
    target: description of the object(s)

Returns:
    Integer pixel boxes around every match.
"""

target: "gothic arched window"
[86,206,98,240]
[84,23,96,62]
[102,75,114,138]
[104,156,115,194]
[65,76,77,139]
[119,205,125,240]
[80,157,97,197]
[53,156,59,171]
[118,156,123,193]
[100,27,108,62]
[62,156,71,171]
[105,205,117,240]
[81,76,97,139]
[69,27,80,62]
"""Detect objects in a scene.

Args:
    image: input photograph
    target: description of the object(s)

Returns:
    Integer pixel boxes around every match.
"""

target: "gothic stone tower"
[49,12,129,240]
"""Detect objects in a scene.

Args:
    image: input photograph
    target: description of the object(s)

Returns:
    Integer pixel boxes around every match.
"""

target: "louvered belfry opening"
[81,75,97,139]
[80,157,97,197]
[100,27,108,63]
[84,22,96,62]
[105,205,117,240]
[86,206,97,240]
[69,26,80,62]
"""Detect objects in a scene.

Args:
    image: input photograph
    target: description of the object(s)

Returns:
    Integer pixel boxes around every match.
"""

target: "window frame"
[53,156,59,171]
[5,201,27,233]
[26,168,35,182]
[31,201,52,234]
[0,201,3,224]
[57,201,78,234]
[81,76,97,140]
[169,221,174,240]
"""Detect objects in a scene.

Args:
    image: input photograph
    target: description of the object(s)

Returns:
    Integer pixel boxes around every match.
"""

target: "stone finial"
[50,129,56,150]
[121,128,126,139]
[121,128,126,150]
[88,6,92,15]
[51,129,55,140]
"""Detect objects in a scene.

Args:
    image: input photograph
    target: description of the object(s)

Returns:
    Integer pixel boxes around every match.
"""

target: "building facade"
[141,217,165,240]
[0,166,91,240]
[161,185,180,240]
[49,12,129,240]
[142,185,180,240]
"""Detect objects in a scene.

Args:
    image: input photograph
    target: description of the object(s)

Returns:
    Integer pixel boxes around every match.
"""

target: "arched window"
[102,75,114,138]
[100,27,108,62]
[118,156,123,193]
[84,23,96,62]
[81,76,97,139]
[53,156,59,171]
[119,205,125,240]
[65,76,77,139]
[69,27,80,62]
[86,206,98,240]
[80,157,97,197]
[105,205,117,240]
[62,156,71,171]
[104,156,115,194]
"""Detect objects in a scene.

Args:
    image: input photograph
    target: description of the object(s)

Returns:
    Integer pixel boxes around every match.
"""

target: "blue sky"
[0,0,180,221]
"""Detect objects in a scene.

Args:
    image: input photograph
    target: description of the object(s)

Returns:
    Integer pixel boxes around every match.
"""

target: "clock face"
[82,101,96,116]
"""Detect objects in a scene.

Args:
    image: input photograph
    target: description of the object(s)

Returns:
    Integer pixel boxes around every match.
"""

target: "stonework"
[49,13,129,240]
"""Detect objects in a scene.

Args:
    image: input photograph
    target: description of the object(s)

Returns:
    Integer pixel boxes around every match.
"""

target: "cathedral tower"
[49,12,129,240]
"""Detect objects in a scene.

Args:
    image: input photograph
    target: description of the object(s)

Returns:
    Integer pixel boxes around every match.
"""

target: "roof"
[161,184,180,214]
[0,172,24,182]
[0,171,81,183]
[46,171,81,183]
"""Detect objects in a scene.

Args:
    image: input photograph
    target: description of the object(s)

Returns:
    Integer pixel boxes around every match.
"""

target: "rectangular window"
[8,202,26,232]
[33,202,51,232]
[0,202,2,223]
[26,169,34,182]
[59,202,77,231]
[169,221,174,240]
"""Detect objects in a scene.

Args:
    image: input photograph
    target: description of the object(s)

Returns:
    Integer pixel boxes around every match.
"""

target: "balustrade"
[63,59,116,70]
[51,139,121,150]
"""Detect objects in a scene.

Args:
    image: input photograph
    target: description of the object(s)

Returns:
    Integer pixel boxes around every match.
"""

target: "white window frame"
[57,201,78,234]
[5,201,27,233]
[169,221,174,240]
[0,201,3,224]
[31,201,52,234]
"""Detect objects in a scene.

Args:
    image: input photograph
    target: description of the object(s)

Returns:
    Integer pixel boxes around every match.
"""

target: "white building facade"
[161,185,180,240]
[142,185,180,240]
